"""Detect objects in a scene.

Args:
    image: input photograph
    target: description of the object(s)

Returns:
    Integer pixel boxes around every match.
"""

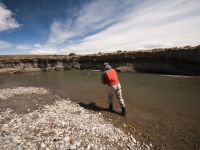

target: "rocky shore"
[0,45,200,75]
[0,87,150,150]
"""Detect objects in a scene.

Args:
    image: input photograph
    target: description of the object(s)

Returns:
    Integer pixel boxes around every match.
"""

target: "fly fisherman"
[101,62,126,116]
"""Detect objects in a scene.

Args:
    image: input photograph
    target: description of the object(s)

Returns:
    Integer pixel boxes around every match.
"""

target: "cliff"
[0,55,80,74]
[0,45,200,75]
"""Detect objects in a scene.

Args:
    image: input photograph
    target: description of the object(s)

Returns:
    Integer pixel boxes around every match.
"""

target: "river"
[0,70,200,149]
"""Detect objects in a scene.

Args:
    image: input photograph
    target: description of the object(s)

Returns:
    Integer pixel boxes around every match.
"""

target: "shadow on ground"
[78,102,122,116]
[0,94,56,114]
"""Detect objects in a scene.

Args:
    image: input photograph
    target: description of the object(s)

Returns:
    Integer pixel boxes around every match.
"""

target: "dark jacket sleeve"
[101,71,106,84]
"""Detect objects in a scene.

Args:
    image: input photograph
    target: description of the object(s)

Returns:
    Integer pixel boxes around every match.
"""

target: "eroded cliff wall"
[0,45,200,75]
[79,45,200,75]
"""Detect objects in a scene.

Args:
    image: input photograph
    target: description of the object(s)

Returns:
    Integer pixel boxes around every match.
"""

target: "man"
[101,62,126,116]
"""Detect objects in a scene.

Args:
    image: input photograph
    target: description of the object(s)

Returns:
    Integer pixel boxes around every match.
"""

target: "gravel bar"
[0,87,149,150]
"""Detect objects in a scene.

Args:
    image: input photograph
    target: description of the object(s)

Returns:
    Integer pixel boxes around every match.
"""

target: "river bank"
[0,45,200,75]
[0,87,149,150]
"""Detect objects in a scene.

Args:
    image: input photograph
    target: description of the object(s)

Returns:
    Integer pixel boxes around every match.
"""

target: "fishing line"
[84,69,101,81]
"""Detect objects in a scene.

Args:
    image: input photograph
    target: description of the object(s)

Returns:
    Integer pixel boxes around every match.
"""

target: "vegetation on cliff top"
[0,45,199,61]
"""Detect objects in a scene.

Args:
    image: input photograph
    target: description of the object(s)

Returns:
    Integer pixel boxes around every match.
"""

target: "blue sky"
[0,0,200,55]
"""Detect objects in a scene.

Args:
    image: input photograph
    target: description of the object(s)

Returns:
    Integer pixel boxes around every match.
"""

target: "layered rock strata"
[0,45,199,75]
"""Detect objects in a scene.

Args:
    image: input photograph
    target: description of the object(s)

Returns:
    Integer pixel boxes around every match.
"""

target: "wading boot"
[121,106,126,116]
[109,104,113,112]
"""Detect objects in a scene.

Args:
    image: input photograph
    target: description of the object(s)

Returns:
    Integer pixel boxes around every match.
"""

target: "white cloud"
[16,44,34,50]
[48,0,135,45]
[28,44,60,54]
[16,43,43,50]
[0,40,12,49]
[30,49,59,55]
[0,3,21,32]
[34,43,41,48]
[32,0,200,54]
[48,21,72,44]
[16,43,60,55]
[62,0,200,54]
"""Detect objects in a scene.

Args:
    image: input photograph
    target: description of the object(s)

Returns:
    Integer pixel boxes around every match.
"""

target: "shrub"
[69,53,76,56]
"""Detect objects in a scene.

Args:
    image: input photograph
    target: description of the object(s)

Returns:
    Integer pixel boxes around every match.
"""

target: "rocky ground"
[0,87,149,150]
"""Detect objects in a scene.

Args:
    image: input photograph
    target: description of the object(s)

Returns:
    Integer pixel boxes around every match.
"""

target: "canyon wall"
[0,45,200,75]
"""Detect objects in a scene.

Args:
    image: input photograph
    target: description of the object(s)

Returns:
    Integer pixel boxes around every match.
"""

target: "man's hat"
[104,62,109,66]
[104,62,111,69]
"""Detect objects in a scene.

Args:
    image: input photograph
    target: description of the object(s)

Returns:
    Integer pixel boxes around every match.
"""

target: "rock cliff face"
[0,45,200,75]
[79,45,200,75]
[0,56,80,74]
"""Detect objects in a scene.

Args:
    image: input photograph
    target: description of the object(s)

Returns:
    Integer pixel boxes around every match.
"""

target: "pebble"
[6,144,13,150]
[150,143,153,147]
[16,139,22,144]
[70,144,77,149]
[26,142,31,146]
[41,143,46,148]
[64,136,70,143]
[87,144,91,149]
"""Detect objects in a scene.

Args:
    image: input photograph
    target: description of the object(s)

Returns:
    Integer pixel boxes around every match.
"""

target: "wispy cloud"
[16,43,56,55]
[48,0,135,45]
[27,44,59,54]
[16,44,35,50]
[16,43,57,54]
[31,0,200,54]
[0,3,21,32]
[30,49,59,55]
[0,40,12,49]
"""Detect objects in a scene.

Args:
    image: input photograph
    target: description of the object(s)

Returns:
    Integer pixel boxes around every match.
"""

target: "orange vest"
[105,69,120,86]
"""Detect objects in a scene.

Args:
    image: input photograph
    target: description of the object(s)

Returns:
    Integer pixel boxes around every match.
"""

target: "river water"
[0,70,200,149]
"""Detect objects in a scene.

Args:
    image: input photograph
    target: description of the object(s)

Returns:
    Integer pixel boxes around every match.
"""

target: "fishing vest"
[105,69,120,86]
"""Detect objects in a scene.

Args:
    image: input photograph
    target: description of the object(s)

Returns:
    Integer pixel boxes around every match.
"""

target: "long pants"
[107,84,125,108]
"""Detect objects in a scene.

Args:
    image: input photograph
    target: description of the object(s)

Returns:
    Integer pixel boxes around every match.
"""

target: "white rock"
[64,136,69,143]
[26,141,32,146]
[41,143,46,148]
[87,144,91,150]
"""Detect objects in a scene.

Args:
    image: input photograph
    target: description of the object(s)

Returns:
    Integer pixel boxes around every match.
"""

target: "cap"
[104,62,109,66]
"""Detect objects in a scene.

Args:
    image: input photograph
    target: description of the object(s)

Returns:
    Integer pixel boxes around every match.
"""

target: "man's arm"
[101,71,106,84]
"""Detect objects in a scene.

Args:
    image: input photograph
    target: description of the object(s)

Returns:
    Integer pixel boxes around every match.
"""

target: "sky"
[0,0,200,55]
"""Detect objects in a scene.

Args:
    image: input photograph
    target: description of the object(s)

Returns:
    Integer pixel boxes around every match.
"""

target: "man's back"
[104,69,120,86]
